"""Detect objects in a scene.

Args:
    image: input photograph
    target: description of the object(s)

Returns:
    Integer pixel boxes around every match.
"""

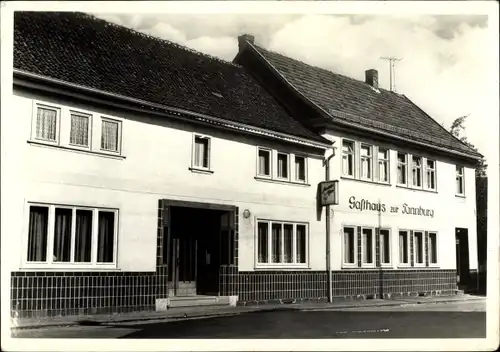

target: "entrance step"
[168,295,230,308]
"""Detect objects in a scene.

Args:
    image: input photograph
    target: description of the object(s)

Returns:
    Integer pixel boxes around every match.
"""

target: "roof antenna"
[380,56,402,92]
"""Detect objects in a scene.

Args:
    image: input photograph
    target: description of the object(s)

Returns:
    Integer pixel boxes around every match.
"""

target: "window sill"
[28,140,126,160]
[341,176,391,187]
[20,265,119,271]
[254,265,310,270]
[396,184,438,194]
[455,194,466,199]
[189,167,214,175]
[254,176,310,187]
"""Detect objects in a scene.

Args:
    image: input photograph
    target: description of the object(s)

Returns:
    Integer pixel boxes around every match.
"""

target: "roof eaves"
[14,69,330,149]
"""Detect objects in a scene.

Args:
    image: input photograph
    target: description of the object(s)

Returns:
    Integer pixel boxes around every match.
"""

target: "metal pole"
[324,148,335,304]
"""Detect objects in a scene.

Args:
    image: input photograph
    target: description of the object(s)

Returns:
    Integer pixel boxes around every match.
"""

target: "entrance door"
[455,228,470,289]
[169,237,197,296]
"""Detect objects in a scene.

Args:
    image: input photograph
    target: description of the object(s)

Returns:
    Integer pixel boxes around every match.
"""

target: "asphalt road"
[12,301,486,339]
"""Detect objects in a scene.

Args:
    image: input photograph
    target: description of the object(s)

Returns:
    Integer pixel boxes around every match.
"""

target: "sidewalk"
[10,294,485,330]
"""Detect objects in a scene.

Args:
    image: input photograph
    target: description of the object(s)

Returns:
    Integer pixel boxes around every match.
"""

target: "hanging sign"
[319,180,339,206]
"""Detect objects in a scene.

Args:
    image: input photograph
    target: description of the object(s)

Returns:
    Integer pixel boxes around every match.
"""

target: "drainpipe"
[324,146,336,304]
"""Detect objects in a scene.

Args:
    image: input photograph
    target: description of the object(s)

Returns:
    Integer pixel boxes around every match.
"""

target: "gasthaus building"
[5,12,480,320]
[234,35,482,300]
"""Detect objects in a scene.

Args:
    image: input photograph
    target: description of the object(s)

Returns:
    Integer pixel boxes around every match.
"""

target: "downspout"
[324,145,336,303]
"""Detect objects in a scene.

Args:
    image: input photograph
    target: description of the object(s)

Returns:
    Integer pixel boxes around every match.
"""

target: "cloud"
[92,12,492,164]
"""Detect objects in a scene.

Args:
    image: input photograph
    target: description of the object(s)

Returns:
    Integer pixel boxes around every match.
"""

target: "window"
[379,229,391,265]
[70,112,90,147]
[343,226,356,265]
[412,156,422,187]
[25,203,118,267]
[360,145,372,180]
[428,232,438,265]
[256,220,308,267]
[378,148,389,183]
[398,230,410,265]
[277,153,289,179]
[342,140,355,177]
[426,159,436,190]
[456,166,465,195]
[35,106,59,142]
[361,227,375,266]
[414,231,424,265]
[193,135,210,169]
[294,156,306,182]
[397,153,407,185]
[101,118,120,152]
[258,148,271,177]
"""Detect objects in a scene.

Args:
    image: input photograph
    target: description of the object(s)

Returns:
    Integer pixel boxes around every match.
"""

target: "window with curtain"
[428,232,438,264]
[378,148,389,182]
[456,166,465,195]
[412,156,422,187]
[258,149,271,176]
[35,107,58,141]
[362,228,374,265]
[256,220,308,266]
[426,160,436,190]
[97,211,115,263]
[343,226,356,264]
[342,140,354,176]
[101,119,119,152]
[414,231,424,264]
[27,206,49,262]
[194,136,210,169]
[277,153,289,179]
[294,156,306,182]
[53,208,72,262]
[75,209,93,263]
[360,145,372,179]
[70,113,90,147]
[379,229,390,265]
[399,230,409,265]
[397,153,407,185]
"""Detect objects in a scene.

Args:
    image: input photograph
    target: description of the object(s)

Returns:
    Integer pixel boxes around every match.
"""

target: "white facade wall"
[5,89,326,273]
[323,130,478,271]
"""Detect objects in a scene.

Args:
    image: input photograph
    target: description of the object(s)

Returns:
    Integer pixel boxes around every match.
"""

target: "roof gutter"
[13,69,331,150]
[245,44,482,162]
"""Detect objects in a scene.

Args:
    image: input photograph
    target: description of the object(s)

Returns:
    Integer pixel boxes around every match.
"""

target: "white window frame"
[398,229,411,267]
[411,155,423,189]
[276,152,290,180]
[23,202,119,269]
[341,139,355,178]
[456,166,465,196]
[342,225,358,268]
[397,152,408,186]
[255,219,309,269]
[31,103,61,145]
[293,154,308,183]
[69,110,92,150]
[413,230,426,267]
[191,134,211,171]
[100,117,123,154]
[378,228,392,267]
[256,147,272,178]
[427,231,439,267]
[360,144,373,181]
[361,227,376,267]
[425,159,437,191]
[377,147,390,183]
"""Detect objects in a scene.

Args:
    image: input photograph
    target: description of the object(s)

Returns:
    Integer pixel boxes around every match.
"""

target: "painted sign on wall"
[348,196,435,218]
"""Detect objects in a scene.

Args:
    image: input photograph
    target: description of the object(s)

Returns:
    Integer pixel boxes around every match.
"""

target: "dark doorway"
[167,205,235,297]
[455,228,470,289]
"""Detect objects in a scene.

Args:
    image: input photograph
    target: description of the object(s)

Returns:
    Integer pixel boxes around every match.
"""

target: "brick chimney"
[365,69,379,89]
[238,34,255,52]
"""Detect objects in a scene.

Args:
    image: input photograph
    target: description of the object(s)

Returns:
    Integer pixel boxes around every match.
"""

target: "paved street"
[12,300,485,339]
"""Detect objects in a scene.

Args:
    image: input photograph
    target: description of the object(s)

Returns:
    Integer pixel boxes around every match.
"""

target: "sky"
[94,11,493,168]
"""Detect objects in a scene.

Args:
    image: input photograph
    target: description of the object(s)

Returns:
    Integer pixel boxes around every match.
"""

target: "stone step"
[168,295,230,308]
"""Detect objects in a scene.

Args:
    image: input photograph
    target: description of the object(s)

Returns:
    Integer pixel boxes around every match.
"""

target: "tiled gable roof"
[13,12,328,144]
[250,44,480,158]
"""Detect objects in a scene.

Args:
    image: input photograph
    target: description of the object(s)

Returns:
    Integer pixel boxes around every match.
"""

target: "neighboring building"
[7,12,332,319]
[475,176,487,294]
[234,35,483,300]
